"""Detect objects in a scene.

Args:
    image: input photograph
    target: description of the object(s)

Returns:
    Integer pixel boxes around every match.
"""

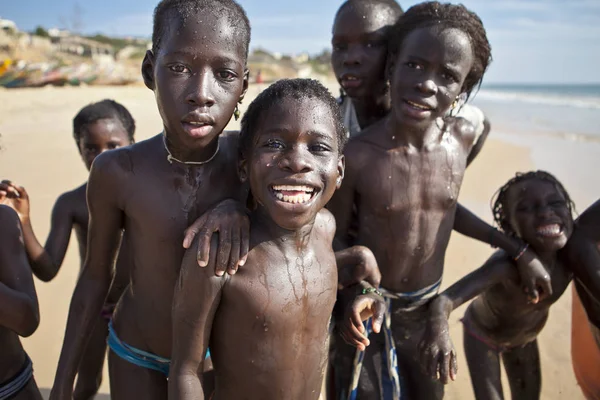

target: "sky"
[2,0,600,84]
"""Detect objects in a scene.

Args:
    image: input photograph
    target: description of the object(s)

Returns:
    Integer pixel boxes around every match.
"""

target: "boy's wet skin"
[170,93,344,400]
[419,176,589,399]
[1,113,134,400]
[0,205,43,400]
[331,1,398,129]
[330,26,476,293]
[50,8,248,400]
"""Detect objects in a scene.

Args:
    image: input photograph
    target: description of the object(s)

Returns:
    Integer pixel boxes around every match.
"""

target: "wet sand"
[1,83,596,399]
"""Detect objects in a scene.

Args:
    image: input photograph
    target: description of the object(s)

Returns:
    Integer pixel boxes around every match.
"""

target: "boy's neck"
[385,115,444,149]
[163,132,220,164]
[530,246,559,269]
[250,208,315,253]
[351,93,390,129]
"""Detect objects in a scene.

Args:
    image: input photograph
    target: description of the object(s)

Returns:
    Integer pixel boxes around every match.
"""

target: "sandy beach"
[1,82,597,400]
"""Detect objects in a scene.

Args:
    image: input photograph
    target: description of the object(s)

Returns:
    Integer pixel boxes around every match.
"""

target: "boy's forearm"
[454,203,521,256]
[169,372,204,400]
[53,274,111,388]
[19,218,58,281]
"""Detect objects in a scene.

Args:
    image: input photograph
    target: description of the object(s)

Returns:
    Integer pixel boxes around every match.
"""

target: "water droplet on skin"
[388,176,392,179]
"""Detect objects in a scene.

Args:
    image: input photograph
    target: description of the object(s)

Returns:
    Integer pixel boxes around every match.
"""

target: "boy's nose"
[416,78,437,95]
[186,72,216,107]
[279,150,313,173]
[343,45,363,66]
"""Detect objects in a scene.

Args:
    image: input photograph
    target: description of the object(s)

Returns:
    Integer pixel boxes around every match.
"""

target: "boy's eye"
[265,139,284,150]
[310,143,332,152]
[405,61,421,69]
[441,71,457,83]
[169,64,189,73]
[217,70,236,81]
[332,43,347,52]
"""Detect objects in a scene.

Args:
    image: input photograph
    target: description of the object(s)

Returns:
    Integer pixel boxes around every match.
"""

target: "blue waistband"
[0,355,33,400]
[107,320,211,377]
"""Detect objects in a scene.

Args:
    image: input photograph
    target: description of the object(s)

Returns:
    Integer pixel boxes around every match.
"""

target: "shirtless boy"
[49,1,250,398]
[170,78,345,400]
[329,3,549,398]
[331,0,490,166]
[418,171,600,399]
[1,99,135,400]
[0,205,42,400]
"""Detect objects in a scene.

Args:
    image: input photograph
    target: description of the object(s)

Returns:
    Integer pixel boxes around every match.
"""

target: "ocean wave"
[476,89,600,110]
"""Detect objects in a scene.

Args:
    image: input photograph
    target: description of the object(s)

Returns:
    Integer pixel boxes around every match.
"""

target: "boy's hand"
[337,246,381,289]
[0,180,30,221]
[340,292,386,351]
[418,318,457,384]
[182,199,249,276]
[516,248,552,304]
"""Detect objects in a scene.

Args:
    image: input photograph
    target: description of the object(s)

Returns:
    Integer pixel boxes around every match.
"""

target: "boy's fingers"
[450,351,458,381]
[351,308,366,333]
[440,353,450,384]
[239,219,249,267]
[183,214,208,248]
[227,227,241,275]
[371,301,385,333]
[196,227,215,268]
[428,352,440,379]
[216,228,232,276]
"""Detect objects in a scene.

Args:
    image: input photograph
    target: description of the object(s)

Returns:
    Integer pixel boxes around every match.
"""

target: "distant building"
[47,29,114,60]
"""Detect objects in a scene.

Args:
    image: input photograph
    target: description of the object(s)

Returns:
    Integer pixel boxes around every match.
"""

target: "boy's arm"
[170,237,224,400]
[466,117,490,167]
[327,145,359,251]
[0,206,40,337]
[575,198,600,243]
[453,203,552,303]
[50,153,123,400]
[420,254,515,383]
[0,181,73,281]
[335,246,381,289]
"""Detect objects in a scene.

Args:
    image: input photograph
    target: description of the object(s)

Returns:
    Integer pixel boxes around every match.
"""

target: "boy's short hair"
[388,1,492,98]
[334,0,403,26]
[73,99,136,144]
[240,79,347,157]
[152,0,251,58]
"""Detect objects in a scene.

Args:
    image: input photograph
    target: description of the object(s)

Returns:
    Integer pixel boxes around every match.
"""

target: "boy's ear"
[142,50,156,90]
[336,155,345,189]
[238,155,248,182]
[239,69,250,103]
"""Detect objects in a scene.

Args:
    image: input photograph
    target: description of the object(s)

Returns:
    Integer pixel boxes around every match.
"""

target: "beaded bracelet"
[362,287,383,297]
[514,243,529,261]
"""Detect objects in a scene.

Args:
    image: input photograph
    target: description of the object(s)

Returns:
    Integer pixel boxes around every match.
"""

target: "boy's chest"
[356,145,466,214]
[224,251,337,328]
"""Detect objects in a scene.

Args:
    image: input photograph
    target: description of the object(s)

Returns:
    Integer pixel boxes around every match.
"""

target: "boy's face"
[144,11,248,150]
[331,4,394,100]
[506,180,573,253]
[390,27,474,129]
[241,97,344,231]
[78,118,131,170]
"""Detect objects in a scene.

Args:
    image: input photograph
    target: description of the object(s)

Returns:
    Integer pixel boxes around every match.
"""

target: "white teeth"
[272,185,314,193]
[346,76,357,81]
[537,224,562,237]
[272,185,316,204]
[188,121,207,126]
[406,100,431,111]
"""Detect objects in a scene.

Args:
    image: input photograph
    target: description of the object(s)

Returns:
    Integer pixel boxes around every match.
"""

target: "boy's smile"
[390,26,474,128]
[507,180,573,252]
[242,97,344,231]
[143,9,248,158]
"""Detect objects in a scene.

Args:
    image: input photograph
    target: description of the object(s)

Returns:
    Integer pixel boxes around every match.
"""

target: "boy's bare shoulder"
[219,130,241,162]
[0,205,22,247]
[343,122,385,171]
[315,208,337,242]
[449,116,477,149]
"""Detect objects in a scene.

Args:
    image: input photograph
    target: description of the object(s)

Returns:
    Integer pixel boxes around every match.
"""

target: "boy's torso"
[111,133,242,358]
[347,120,470,293]
[210,213,337,399]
